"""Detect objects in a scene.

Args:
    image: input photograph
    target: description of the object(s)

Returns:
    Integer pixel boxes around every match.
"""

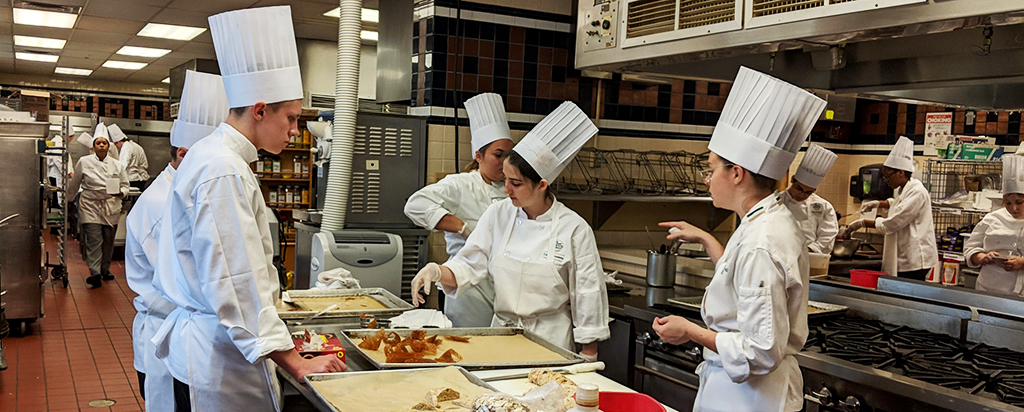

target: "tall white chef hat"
[208,6,302,109]
[75,132,94,148]
[465,93,512,154]
[171,70,229,149]
[1015,144,1024,156]
[707,67,826,181]
[107,124,127,143]
[884,136,916,172]
[513,101,598,182]
[1004,156,1024,195]
[793,144,838,188]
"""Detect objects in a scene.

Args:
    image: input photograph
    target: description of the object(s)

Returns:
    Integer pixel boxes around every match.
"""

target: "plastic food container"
[596,392,666,412]
[850,269,888,289]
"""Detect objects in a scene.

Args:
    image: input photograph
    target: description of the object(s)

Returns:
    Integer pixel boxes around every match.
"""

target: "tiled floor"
[2,232,144,412]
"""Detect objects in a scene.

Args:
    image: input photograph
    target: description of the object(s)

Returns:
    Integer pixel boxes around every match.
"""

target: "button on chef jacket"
[404,170,506,327]
[119,139,150,182]
[964,208,1024,295]
[874,177,939,273]
[444,198,610,350]
[151,123,292,412]
[67,153,129,226]
[781,191,839,254]
[125,164,177,412]
[697,192,808,412]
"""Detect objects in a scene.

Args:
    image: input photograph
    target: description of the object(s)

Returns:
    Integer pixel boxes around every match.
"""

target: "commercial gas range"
[623,280,1024,412]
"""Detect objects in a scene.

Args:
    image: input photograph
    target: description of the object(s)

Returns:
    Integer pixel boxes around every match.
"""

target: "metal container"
[646,250,677,287]
[276,288,413,320]
[303,367,497,412]
[341,327,584,370]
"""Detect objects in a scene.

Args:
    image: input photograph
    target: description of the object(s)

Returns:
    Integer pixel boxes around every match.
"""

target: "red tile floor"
[2,232,144,412]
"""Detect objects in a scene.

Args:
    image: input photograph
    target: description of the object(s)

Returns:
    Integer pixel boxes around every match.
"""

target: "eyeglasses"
[700,163,735,183]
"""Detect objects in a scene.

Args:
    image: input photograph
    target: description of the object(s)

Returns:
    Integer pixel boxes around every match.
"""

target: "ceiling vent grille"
[746,0,925,29]
[626,0,675,39]
[679,1,738,30]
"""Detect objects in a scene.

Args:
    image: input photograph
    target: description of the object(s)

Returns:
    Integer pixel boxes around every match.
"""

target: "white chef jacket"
[404,170,506,327]
[875,178,939,273]
[119,140,150,182]
[46,136,74,182]
[151,123,291,412]
[964,208,1024,295]
[782,191,839,254]
[68,154,129,226]
[125,164,177,412]
[696,192,808,412]
[444,198,610,349]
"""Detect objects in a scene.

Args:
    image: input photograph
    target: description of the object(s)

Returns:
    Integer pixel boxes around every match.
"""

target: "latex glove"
[579,352,598,362]
[860,200,880,213]
[847,219,866,233]
[457,221,472,239]
[412,262,442,306]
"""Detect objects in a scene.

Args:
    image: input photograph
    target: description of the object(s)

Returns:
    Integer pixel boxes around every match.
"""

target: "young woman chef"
[653,67,826,412]
[963,155,1024,295]
[411,101,610,358]
[848,136,938,280]
[404,93,513,327]
[69,123,130,288]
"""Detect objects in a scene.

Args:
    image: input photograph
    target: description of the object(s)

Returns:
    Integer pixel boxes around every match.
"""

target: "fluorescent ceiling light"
[14,35,67,50]
[162,77,170,84]
[361,30,378,41]
[102,60,148,70]
[55,67,92,76]
[137,23,206,41]
[117,46,171,58]
[323,7,379,22]
[16,52,59,63]
[13,8,78,29]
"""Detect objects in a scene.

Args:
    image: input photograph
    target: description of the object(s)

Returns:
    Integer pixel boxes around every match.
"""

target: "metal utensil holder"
[646,250,677,288]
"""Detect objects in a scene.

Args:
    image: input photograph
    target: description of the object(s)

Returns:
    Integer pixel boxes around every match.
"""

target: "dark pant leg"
[137,371,146,400]
[130,180,147,190]
[898,268,931,281]
[48,177,59,208]
[81,223,103,276]
[100,224,115,276]
[173,378,192,412]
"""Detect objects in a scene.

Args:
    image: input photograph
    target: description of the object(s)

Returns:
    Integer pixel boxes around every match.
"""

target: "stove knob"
[640,332,653,345]
[839,396,861,412]
[810,387,832,405]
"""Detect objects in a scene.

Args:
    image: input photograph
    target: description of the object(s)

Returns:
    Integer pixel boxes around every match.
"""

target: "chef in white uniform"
[849,136,938,280]
[404,93,512,327]
[411,102,610,357]
[150,7,345,412]
[69,123,129,288]
[653,67,824,412]
[782,144,839,254]
[126,70,228,412]
[110,124,150,189]
[964,156,1024,295]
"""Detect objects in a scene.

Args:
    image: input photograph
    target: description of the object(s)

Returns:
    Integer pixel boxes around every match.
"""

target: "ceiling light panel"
[55,67,92,76]
[162,77,170,83]
[13,8,79,29]
[14,35,67,49]
[137,23,206,41]
[16,51,59,62]
[117,46,171,58]
[103,60,148,70]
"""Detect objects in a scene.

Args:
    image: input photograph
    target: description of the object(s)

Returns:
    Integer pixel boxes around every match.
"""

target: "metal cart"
[43,116,72,288]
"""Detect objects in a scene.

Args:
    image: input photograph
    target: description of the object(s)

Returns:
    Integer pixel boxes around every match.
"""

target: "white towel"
[388,309,453,329]
[315,267,361,289]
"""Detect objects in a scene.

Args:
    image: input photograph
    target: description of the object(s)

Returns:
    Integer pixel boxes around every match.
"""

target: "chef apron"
[976,229,1024,294]
[488,208,574,350]
[154,308,282,412]
[693,200,799,412]
[136,298,177,412]
[882,189,901,276]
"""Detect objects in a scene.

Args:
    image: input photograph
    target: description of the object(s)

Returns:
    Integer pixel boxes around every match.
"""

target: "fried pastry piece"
[423,387,461,408]
[444,335,471,343]
[410,403,436,411]
[435,348,463,363]
[358,328,387,350]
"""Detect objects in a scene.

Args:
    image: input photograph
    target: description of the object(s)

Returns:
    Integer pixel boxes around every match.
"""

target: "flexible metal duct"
[321,0,362,231]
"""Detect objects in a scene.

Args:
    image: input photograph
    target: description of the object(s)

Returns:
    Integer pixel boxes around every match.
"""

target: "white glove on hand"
[579,352,598,362]
[457,221,472,239]
[860,200,880,213]
[847,219,866,233]
[411,262,442,306]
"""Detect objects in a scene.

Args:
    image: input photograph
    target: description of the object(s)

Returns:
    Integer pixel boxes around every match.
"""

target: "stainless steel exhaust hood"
[576,0,1024,110]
